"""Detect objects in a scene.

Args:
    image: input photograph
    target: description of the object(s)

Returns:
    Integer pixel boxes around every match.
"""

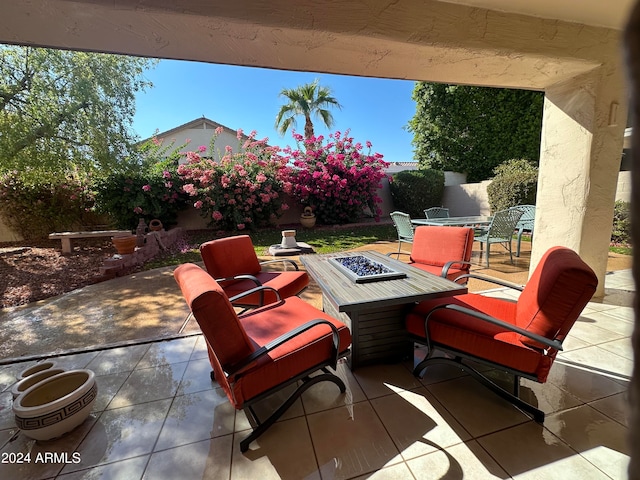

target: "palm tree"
[275,79,342,140]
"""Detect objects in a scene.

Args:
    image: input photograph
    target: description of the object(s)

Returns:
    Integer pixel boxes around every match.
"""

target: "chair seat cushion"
[223,271,309,305]
[407,295,551,381]
[230,297,352,405]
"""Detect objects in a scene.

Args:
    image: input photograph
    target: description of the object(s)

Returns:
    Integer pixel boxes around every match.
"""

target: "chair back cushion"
[200,235,261,278]
[174,263,255,405]
[516,247,597,348]
[411,226,474,269]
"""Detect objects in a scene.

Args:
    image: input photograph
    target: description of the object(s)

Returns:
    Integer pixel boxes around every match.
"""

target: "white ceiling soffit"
[443,0,635,30]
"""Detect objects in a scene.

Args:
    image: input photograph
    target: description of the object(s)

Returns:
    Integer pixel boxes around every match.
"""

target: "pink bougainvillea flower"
[212,210,223,221]
[237,223,246,230]
[198,145,207,153]
[194,200,203,209]
[215,126,224,135]
[142,184,151,192]
[162,170,172,179]
[133,206,143,214]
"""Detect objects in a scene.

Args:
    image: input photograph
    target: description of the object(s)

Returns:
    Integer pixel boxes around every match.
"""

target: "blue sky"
[132,60,417,164]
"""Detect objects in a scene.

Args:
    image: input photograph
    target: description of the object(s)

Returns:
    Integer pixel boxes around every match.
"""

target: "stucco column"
[532,65,627,296]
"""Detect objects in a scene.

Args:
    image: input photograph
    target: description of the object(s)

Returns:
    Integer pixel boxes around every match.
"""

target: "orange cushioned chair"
[405,246,597,421]
[174,263,351,452]
[392,226,474,282]
[200,235,309,309]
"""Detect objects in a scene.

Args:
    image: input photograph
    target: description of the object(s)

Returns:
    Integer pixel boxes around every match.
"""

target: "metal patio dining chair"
[424,207,450,219]
[390,211,415,255]
[515,205,536,257]
[474,207,524,267]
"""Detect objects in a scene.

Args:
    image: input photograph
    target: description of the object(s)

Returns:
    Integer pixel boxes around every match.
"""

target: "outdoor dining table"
[412,215,493,227]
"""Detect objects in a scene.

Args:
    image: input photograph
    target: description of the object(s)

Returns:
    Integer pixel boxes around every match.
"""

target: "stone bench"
[48,230,131,254]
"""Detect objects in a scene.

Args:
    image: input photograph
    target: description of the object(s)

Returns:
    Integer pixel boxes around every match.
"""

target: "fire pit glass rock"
[330,255,407,283]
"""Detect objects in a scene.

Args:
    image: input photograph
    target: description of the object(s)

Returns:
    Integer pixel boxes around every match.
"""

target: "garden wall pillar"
[533,65,627,296]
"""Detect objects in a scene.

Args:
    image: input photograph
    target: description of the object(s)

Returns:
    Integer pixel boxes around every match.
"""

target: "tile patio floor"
[0,243,634,479]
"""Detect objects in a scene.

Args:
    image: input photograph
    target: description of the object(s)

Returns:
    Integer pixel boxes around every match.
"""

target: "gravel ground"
[0,239,115,309]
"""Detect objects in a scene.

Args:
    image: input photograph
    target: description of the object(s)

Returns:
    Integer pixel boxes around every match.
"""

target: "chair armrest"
[425,303,563,351]
[451,273,524,291]
[259,259,300,271]
[228,285,281,308]
[225,319,342,377]
[215,274,262,287]
[441,260,472,280]
[386,251,412,259]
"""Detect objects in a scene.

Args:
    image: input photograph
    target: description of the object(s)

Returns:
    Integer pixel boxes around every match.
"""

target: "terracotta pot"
[149,219,163,231]
[112,235,136,254]
[13,369,97,441]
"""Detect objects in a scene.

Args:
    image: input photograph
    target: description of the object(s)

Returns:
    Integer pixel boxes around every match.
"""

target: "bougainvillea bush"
[94,136,187,229]
[281,130,389,224]
[177,128,290,231]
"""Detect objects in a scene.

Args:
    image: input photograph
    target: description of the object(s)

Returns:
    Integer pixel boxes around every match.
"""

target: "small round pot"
[13,369,97,441]
[148,219,163,231]
[18,361,58,379]
[11,368,66,400]
[300,206,316,228]
[112,235,136,255]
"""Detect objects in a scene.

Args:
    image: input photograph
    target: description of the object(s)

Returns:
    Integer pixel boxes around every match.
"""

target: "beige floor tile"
[568,320,627,346]
[546,359,628,403]
[578,310,634,337]
[57,455,149,479]
[351,462,416,479]
[177,357,217,395]
[242,382,306,426]
[155,389,235,450]
[478,421,610,479]
[427,376,529,437]
[371,386,470,461]
[544,405,630,478]
[353,363,423,399]
[50,351,100,371]
[307,402,402,480]
[560,334,591,352]
[93,371,130,411]
[559,345,633,383]
[589,391,629,427]
[506,376,583,415]
[144,436,232,480]
[108,362,188,409]
[190,335,209,361]
[599,337,633,361]
[231,417,320,480]
[406,440,508,479]
[62,399,171,474]
[85,344,150,376]
[0,413,97,480]
[301,360,367,415]
[136,336,198,368]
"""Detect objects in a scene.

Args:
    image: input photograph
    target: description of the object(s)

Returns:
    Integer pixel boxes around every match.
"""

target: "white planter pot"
[18,361,58,379]
[11,368,66,400]
[13,369,97,441]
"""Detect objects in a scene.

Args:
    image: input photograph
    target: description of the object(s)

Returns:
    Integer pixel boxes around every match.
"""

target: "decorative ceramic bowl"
[11,368,66,400]
[13,369,97,441]
[18,361,58,379]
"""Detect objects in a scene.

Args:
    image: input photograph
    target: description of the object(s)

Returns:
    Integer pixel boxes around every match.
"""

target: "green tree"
[275,79,342,140]
[0,45,156,181]
[407,82,544,182]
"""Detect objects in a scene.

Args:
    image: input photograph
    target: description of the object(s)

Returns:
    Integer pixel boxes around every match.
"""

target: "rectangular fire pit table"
[300,250,467,370]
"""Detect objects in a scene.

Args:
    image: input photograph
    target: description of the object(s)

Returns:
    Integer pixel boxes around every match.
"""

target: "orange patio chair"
[200,235,309,309]
[174,263,352,452]
[405,246,597,421]
[391,226,474,282]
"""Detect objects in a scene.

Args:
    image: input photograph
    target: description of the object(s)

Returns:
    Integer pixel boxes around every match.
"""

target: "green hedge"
[612,200,631,246]
[389,169,444,218]
[487,159,538,212]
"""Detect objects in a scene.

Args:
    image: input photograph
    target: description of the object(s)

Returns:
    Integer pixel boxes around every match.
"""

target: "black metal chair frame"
[411,274,563,423]
[213,287,349,452]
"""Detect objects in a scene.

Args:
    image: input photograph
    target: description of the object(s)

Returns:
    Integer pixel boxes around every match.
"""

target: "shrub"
[0,173,95,239]
[281,130,389,224]
[389,169,444,218]
[487,159,538,212]
[177,129,290,231]
[611,200,631,246]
